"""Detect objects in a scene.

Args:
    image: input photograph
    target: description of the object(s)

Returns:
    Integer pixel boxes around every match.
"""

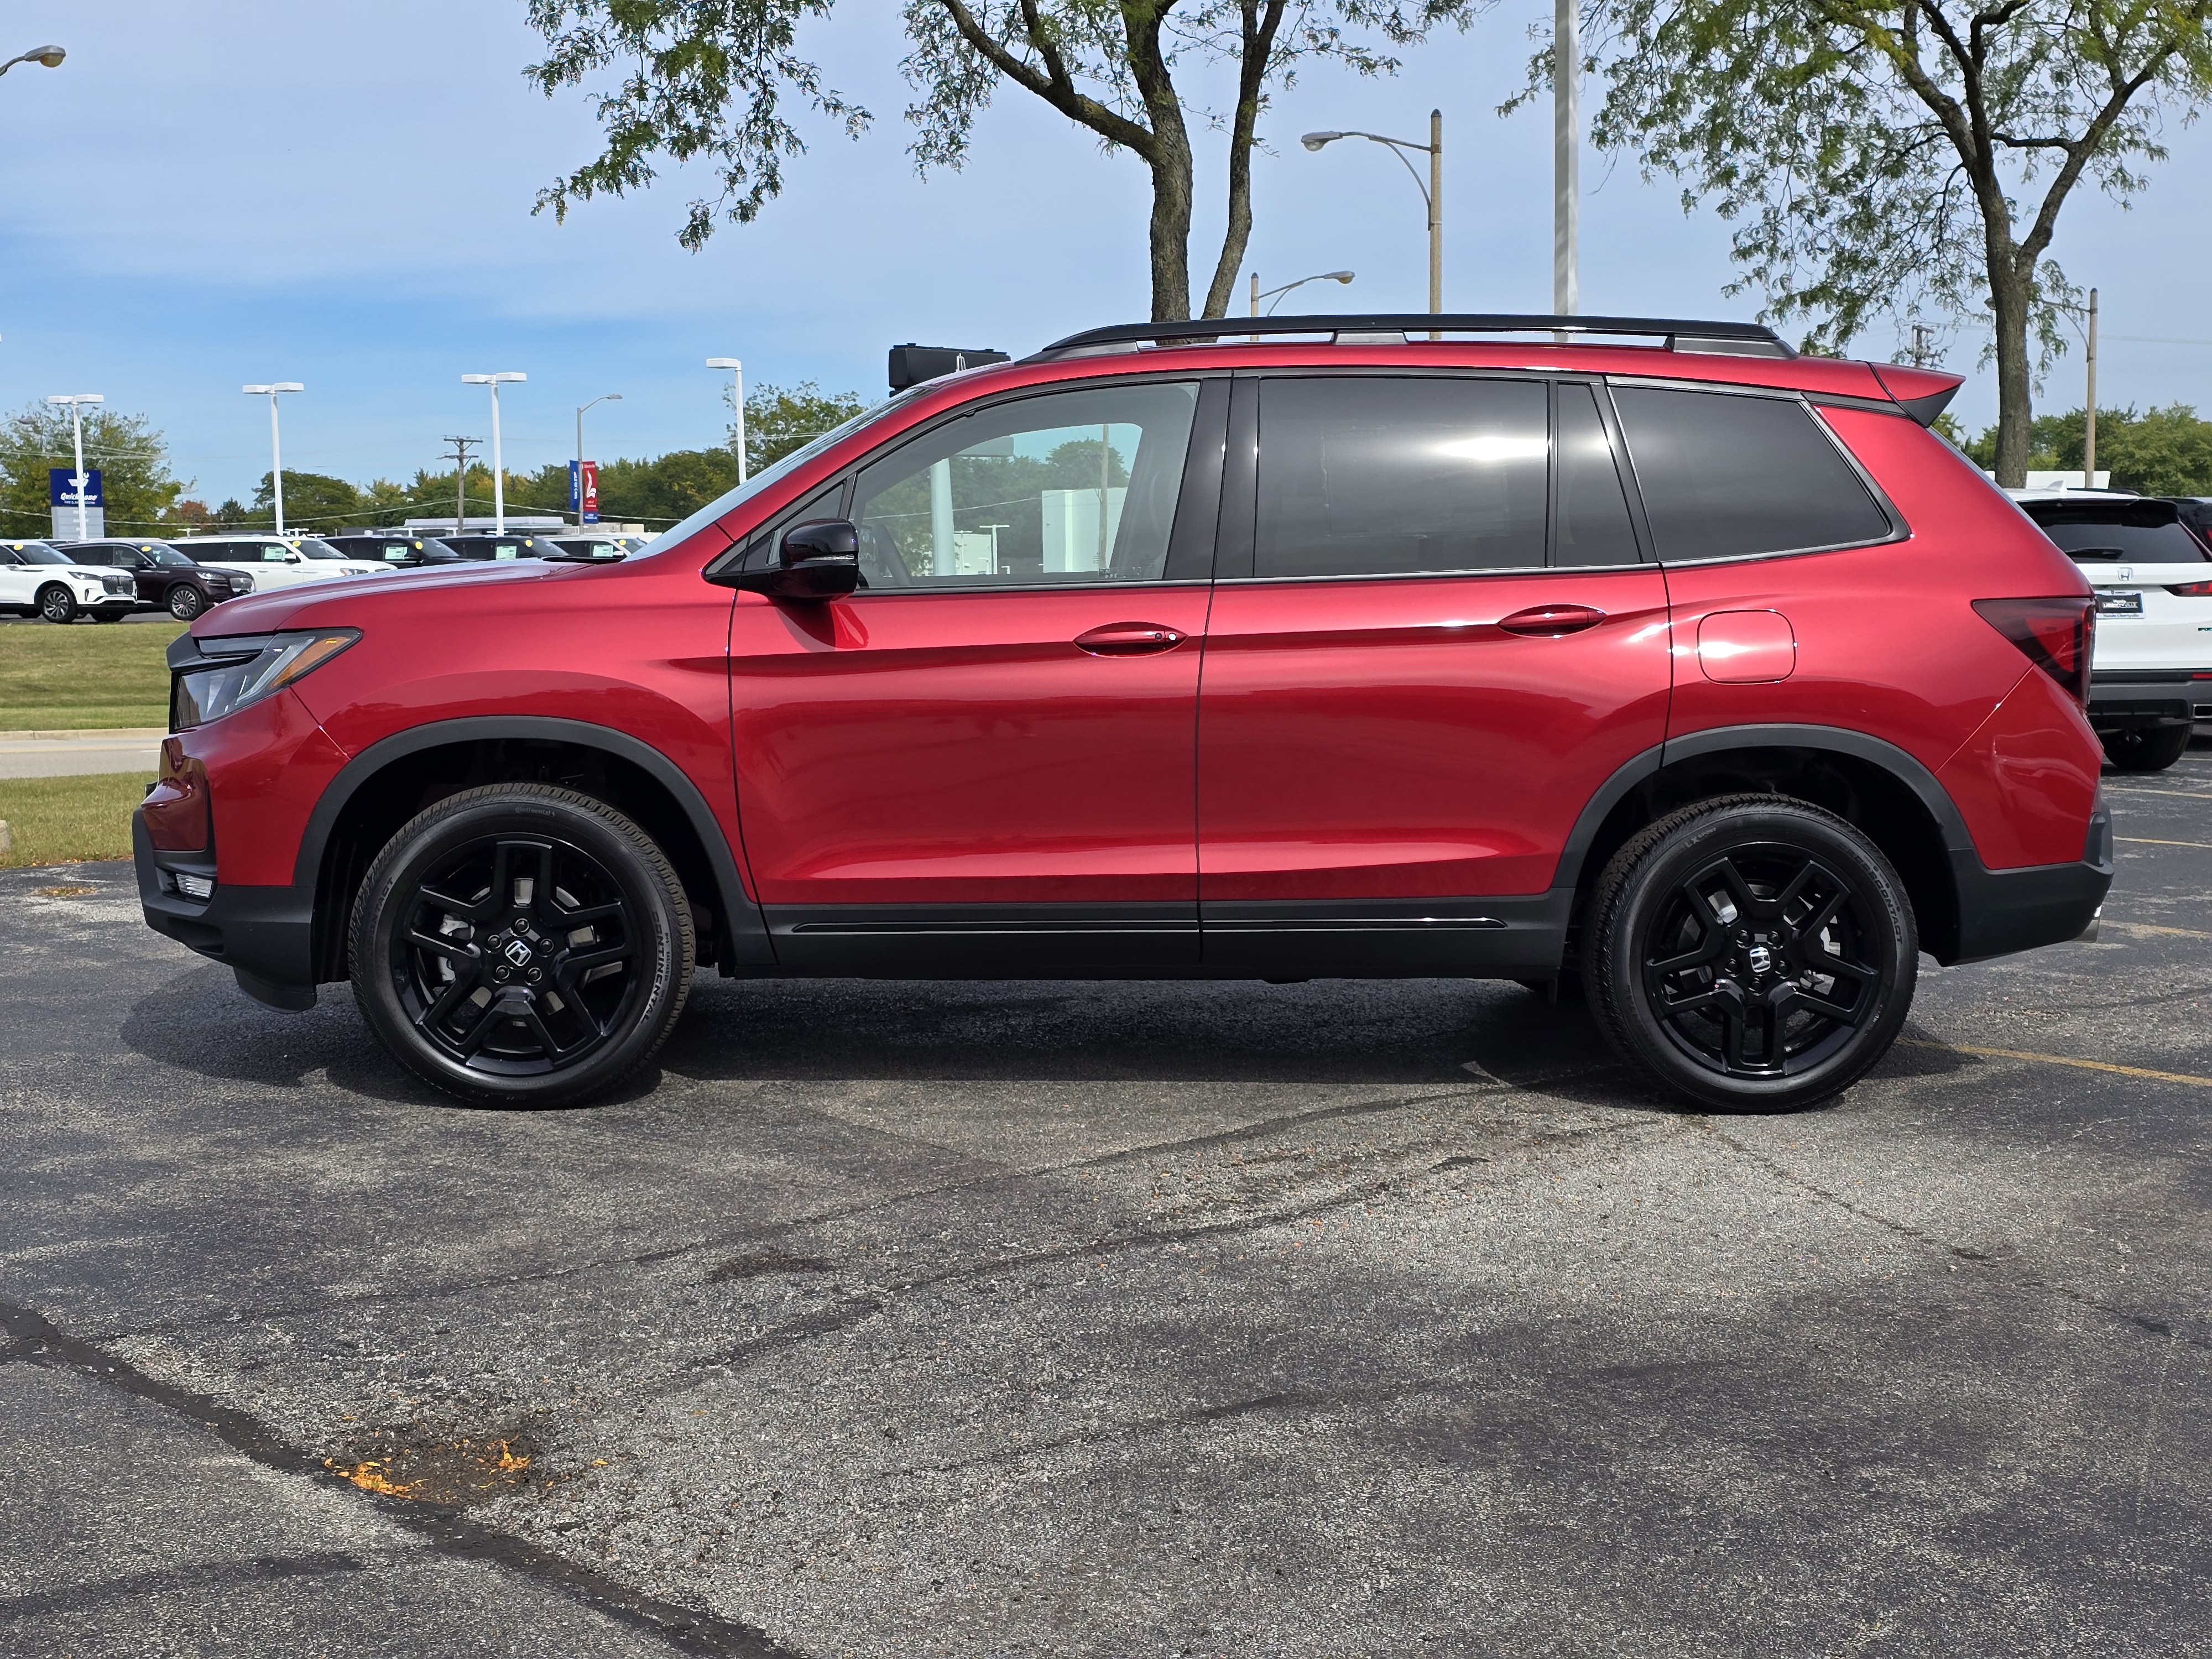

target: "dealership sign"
[569,460,600,525]
[49,468,103,539]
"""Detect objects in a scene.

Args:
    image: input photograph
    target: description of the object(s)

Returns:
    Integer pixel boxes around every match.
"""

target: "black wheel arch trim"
[294,716,771,971]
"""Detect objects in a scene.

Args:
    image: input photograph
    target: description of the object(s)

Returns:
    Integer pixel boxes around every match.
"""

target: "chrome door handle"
[1074,622,1188,655]
[1497,604,1605,638]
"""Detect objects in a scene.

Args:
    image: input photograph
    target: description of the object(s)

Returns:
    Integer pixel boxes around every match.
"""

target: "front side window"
[1611,386,1891,562]
[1253,377,1550,578]
[851,381,1200,587]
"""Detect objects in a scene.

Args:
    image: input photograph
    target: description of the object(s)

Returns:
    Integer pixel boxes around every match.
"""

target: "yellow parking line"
[2109,920,2212,940]
[1900,1039,2212,1089]
[2107,787,2212,801]
[2118,837,2212,851]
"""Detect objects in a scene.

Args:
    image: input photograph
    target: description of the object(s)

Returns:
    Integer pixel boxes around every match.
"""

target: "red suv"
[133,314,2109,1112]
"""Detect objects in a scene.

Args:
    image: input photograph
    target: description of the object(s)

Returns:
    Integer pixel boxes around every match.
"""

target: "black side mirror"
[728,519,860,600]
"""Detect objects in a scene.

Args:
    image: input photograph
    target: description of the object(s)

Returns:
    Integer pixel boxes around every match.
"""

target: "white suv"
[0,539,140,623]
[166,534,388,591]
[2015,491,2212,771]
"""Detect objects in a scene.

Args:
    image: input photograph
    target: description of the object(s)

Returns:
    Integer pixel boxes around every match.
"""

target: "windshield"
[294,539,351,560]
[2023,503,2210,564]
[635,388,922,556]
[15,542,74,565]
[143,545,195,567]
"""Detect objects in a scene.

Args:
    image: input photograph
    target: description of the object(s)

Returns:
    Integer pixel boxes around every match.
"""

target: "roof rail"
[1033,313,1794,360]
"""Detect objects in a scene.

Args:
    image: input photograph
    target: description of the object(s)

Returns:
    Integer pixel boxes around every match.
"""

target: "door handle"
[1074,622,1188,655]
[1496,604,1605,638]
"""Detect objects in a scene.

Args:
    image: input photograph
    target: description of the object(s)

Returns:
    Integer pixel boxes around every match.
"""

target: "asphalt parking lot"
[5,744,2210,1658]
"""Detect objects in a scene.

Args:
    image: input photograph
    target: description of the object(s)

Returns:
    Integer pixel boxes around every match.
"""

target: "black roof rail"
[1033,313,1794,360]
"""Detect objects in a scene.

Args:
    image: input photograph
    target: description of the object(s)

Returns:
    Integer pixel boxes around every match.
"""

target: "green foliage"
[741,380,864,474]
[1963,404,2212,495]
[248,470,363,529]
[0,404,187,537]
[510,450,740,526]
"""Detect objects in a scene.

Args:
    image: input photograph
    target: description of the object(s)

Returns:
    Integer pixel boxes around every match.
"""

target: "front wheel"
[349,784,696,1108]
[2101,725,2192,773]
[37,584,77,624]
[168,583,207,621]
[1582,795,1917,1112]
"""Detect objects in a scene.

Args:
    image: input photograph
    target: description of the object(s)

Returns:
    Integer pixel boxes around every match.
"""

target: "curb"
[1,728,169,742]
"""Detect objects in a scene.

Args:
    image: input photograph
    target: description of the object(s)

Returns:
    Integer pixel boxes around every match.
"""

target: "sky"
[2,0,2209,508]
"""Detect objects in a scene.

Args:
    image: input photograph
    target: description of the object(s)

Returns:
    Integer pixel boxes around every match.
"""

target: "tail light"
[1973,597,2094,707]
[2167,580,2212,596]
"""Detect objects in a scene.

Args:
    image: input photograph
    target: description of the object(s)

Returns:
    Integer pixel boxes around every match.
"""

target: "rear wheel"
[349,785,695,1108]
[1583,795,1917,1112]
[2101,725,2192,773]
[37,584,76,624]
[167,583,207,621]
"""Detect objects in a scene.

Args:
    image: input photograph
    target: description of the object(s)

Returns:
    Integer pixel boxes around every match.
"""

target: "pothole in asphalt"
[324,1432,536,1505]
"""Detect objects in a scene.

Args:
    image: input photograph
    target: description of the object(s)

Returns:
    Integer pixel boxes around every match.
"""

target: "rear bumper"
[2088,671,2212,731]
[1947,798,2113,965]
[132,812,317,1010]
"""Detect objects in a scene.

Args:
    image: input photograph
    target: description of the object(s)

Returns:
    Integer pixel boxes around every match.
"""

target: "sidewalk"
[0,729,165,780]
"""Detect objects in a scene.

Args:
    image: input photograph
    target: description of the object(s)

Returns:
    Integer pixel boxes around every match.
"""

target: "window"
[1554,384,1641,568]
[1611,387,1891,562]
[2020,502,2210,564]
[851,382,1199,587]
[1254,377,1548,579]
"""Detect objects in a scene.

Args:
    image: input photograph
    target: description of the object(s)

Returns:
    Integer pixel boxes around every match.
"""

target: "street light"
[461,372,526,534]
[707,358,746,483]
[0,44,65,77]
[242,383,304,534]
[576,393,620,525]
[45,394,102,540]
[1250,270,1355,316]
[1302,112,1442,322]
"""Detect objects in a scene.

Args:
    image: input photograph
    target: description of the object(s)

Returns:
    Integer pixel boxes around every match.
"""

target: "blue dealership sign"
[49,467,102,507]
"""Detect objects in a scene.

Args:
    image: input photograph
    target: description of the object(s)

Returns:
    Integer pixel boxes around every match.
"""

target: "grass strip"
[0,771,150,867]
[0,621,182,730]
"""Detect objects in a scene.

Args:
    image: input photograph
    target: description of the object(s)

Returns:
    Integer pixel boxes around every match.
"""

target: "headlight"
[171,630,359,729]
[228,572,255,593]
[67,568,104,581]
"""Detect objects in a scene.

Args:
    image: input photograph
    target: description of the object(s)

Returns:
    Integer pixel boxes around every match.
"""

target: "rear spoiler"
[1871,364,1964,427]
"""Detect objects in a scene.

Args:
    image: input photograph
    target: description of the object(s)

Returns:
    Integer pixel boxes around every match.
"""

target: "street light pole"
[1301,118,1443,326]
[462,373,526,534]
[1554,0,1578,315]
[576,393,621,525]
[242,383,304,534]
[45,393,102,540]
[0,43,65,79]
[1250,270,1357,316]
[2084,288,2099,487]
[707,359,746,483]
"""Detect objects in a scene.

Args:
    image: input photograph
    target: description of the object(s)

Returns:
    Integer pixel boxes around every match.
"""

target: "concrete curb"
[1,728,169,741]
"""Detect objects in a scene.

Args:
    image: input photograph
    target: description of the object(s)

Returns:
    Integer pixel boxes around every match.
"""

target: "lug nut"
[528,968,542,982]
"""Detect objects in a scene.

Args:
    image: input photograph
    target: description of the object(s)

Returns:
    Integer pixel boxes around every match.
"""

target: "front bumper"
[1947,798,2114,965]
[2088,670,2212,731]
[133,813,317,1010]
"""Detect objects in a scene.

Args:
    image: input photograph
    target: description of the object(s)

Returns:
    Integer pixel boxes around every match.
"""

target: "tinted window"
[1612,387,1891,561]
[296,539,348,560]
[2019,501,2210,564]
[1555,384,1641,567]
[1255,377,1547,578]
[853,381,1198,587]
[18,544,72,565]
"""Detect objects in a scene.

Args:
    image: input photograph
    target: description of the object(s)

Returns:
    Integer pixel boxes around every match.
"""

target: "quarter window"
[1611,387,1891,561]
[1253,377,1550,579]
[851,382,1200,587]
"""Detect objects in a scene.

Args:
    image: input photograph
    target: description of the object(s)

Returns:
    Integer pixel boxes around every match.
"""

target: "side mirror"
[729,519,860,601]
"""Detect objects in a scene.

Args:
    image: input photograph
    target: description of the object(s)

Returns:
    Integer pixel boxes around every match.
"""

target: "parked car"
[60,539,253,620]
[439,530,561,561]
[2012,492,2211,771]
[165,534,388,589]
[322,533,466,569]
[136,312,2109,1115]
[0,539,140,622]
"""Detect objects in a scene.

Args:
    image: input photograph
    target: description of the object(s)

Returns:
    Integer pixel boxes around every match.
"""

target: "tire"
[348,784,695,1108]
[37,584,77,624]
[1582,795,1917,1112]
[167,583,207,621]
[2101,725,2191,773]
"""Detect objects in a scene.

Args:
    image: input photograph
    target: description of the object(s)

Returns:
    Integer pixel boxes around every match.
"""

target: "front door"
[729,377,1223,971]
[1197,373,1672,971]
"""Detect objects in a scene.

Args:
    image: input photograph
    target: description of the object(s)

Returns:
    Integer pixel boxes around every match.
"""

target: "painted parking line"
[2108,920,2212,940]
[2105,787,2212,802]
[2118,837,2212,852]
[1901,1039,2212,1090]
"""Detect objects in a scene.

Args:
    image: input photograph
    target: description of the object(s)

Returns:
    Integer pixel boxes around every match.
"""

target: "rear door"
[728,376,1226,969]
[1197,372,1671,969]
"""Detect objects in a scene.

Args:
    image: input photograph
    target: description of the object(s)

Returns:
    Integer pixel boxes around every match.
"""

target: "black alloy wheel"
[37,584,76,624]
[2101,725,2192,773]
[350,785,694,1107]
[168,582,207,620]
[1583,795,1917,1112]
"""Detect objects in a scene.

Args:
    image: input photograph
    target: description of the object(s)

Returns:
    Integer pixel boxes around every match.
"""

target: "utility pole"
[1908,324,1936,368]
[2084,288,2099,487]
[1428,108,1444,321]
[1554,0,1577,316]
[443,436,480,536]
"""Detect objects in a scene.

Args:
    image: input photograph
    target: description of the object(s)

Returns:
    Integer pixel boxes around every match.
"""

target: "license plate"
[2096,592,2144,614]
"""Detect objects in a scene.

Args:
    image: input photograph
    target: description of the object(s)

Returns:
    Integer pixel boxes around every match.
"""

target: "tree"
[248,470,364,530]
[1560,0,2212,484]
[742,380,864,474]
[524,0,1477,321]
[0,403,186,538]
[1963,402,2212,493]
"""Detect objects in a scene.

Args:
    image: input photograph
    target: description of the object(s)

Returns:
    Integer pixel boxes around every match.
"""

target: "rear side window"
[1254,377,1548,578]
[1554,384,1641,568]
[1612,387,1891,562]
